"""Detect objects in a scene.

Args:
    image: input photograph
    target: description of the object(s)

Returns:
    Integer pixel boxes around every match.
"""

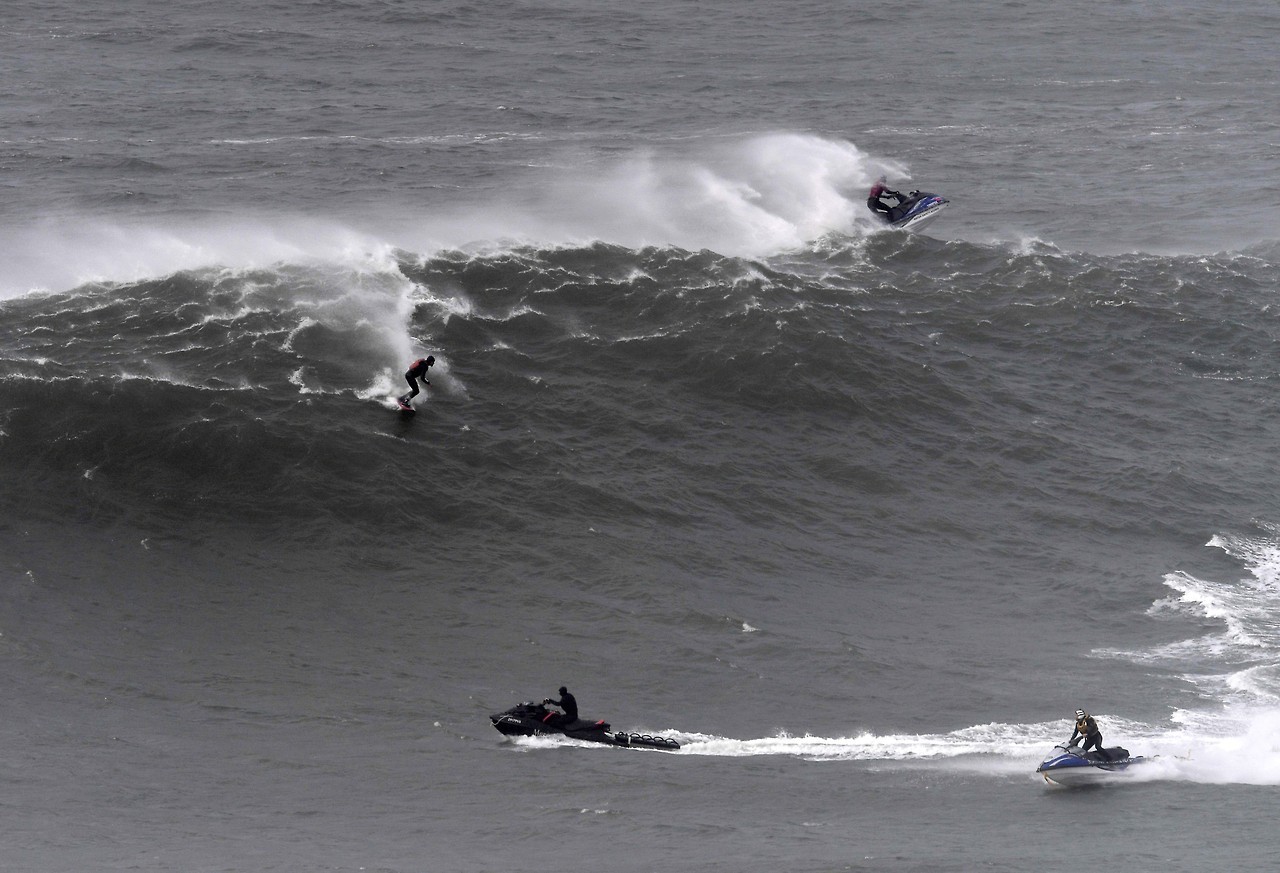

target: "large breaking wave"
[1,133,904,299]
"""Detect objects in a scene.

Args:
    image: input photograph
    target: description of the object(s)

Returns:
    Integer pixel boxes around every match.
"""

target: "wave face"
[9,237,1278,543]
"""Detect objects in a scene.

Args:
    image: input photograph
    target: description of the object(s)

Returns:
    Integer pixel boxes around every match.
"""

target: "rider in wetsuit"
[397,355,435,408]
[867,176,908,221]
[1068,709,1106,758]
[543,686,578,726]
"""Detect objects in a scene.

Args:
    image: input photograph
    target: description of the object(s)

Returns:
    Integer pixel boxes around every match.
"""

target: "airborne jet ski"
[867,177,949,231]
[490,701,680,750]
[884,191,949,230]
[1036,743,1148,786]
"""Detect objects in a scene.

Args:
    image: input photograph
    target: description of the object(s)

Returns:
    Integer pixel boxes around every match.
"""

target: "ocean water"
[3,1,1280,870]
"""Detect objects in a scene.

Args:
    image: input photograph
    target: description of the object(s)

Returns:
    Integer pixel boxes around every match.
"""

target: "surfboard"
[396,399,415,414]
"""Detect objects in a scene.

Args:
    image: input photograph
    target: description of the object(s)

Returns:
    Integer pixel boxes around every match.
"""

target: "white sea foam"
[666,709,1280,785]
[673,719,1058,762]
[1069,527,1280,784]
[497,133,895,257]
[0,215,405,300]
[663,530,1280,789]
[377,133,894,258]
[1,134,903,299]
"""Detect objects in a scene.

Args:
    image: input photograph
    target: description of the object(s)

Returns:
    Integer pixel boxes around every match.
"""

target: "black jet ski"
[490,701,680,751]
[1036,743,1149,786]
[883,190,949,230]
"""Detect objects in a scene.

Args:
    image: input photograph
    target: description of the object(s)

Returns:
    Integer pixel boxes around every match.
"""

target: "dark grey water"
[4,1,1280,870]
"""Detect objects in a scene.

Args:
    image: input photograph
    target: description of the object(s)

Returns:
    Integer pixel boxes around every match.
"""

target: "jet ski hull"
[490,701,680,751]
[889,193,949,230]
[1036,744,1147,786]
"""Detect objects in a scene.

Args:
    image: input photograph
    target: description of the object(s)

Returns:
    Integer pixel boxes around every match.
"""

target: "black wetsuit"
[549,690,578,723]
[867,188,906,221]
[401,358,433,402]
[1069,715,1104,757]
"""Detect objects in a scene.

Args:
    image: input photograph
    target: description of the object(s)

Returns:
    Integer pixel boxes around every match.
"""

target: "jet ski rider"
[867,176,908,221]
[543,686,578,726]
[1068,708,1106,758]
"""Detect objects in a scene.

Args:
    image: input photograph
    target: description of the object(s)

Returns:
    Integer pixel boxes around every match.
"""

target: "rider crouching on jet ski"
[1068,708,1107,759]
[867,176,908,221]
[542,686,578,726]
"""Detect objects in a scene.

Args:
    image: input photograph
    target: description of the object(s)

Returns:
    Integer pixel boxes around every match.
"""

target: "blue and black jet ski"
[1036,743,1149,786]
[490,700,680,750]
[883,190,949,230]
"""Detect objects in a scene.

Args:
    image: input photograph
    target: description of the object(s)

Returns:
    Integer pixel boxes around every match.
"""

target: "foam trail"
[672,720,1058,763]
[660,726,1278,785]
[662,708,1280,785]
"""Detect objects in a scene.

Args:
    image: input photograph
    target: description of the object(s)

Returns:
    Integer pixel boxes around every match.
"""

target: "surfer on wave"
[397,355,435,410]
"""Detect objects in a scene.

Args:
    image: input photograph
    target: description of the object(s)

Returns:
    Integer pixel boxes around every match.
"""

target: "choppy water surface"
[3,1,1280,870]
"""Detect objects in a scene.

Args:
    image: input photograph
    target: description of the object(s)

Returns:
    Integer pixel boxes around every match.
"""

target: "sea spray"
[1,134,909,298]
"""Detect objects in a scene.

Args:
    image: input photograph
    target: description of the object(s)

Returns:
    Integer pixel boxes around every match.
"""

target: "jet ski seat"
[562,718,610,732]
[1090,746,1129,762]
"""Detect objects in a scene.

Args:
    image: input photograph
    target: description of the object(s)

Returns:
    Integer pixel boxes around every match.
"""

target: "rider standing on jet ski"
[1067,708,1106,757]
[867,176,908,221]
[543,686,578,725]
